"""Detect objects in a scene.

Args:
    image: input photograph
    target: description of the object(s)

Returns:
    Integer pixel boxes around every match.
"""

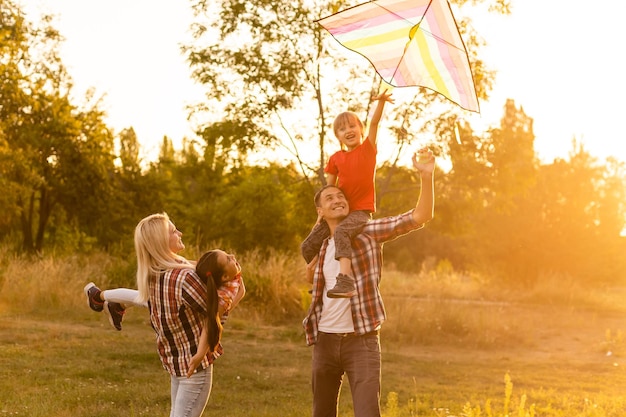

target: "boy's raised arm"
[367,89,394,148]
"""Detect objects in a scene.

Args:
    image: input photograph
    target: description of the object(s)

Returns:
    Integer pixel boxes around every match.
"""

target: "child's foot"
[327,273,356,298]
[104,301,126,331]
[84,282,104,312]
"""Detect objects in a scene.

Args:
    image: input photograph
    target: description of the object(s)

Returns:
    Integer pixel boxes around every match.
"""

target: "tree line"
[2,0,625,288]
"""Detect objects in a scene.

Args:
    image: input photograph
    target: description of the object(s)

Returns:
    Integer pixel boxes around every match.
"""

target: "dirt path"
[386,297,626,367]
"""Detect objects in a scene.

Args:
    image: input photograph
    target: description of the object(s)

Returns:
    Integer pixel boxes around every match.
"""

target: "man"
[302,148,435,417]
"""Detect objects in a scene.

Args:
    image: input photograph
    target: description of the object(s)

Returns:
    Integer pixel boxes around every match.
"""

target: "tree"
[449,100,542,283]
[1,1,117,252]
[184,0,507,188]
[532,144,626,284]
[442,100,626,286]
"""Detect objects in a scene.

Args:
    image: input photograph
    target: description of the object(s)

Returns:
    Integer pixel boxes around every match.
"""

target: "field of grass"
[1,250,626,416]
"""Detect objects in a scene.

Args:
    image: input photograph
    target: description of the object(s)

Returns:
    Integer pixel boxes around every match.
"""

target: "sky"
[18,0,626,164]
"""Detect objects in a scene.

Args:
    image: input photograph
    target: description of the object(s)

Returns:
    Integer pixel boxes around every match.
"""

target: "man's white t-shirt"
[317,238,355,334]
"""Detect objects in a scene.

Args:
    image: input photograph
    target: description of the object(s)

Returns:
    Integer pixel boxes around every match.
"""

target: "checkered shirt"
[303,210,423,345]
[149,267,210,376]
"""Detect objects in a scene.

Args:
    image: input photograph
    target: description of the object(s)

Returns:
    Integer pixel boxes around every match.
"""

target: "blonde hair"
[135,213,191,303]
[333,111,364,140]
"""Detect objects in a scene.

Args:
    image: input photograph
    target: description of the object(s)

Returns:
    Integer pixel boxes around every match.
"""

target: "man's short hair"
[314,185,344,207]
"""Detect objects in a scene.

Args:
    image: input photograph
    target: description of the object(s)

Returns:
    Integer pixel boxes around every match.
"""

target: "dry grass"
[2,247,626,416]
[0,251,121,314]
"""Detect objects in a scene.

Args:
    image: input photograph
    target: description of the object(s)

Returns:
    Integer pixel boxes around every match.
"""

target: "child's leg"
[301,220,330,264]
[327,211,370,298]
[333,210,370,264]
[83,283,143,331]
[338,257,352,277]
[101,289,145,332]
[102,288,147,308]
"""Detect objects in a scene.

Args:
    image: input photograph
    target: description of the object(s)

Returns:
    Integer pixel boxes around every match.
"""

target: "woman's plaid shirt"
[149,267,209,376]
[303,210,423,345]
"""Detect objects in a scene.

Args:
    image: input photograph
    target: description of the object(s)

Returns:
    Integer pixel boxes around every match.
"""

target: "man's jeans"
[312,331,381,417]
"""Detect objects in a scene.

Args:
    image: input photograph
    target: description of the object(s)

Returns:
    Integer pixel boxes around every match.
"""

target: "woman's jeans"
[170,365,213,417]
[312,331,381,417]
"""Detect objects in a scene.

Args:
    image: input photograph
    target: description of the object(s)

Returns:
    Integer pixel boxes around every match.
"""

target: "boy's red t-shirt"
[325,139,376,213]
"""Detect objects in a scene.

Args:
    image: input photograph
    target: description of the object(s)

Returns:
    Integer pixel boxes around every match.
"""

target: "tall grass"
[1,245,624,342]
[0,249,127,314]
[2,247,626,416]
[222,248,308,322]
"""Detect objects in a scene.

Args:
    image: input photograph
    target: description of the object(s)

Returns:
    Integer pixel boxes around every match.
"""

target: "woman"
[134,213,222,417]
[84,213,245,416]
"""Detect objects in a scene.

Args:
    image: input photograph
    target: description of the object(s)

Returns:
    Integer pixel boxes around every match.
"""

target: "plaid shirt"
[149,267,209,376]
[303,210,423,345]
[218,274,242,314]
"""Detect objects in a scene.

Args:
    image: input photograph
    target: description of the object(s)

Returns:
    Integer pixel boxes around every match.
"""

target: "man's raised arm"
[411,148,435,225]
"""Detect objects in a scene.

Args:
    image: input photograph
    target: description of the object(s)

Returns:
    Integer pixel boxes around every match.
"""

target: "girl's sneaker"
[84,282,104,312]
[104,301,126,331]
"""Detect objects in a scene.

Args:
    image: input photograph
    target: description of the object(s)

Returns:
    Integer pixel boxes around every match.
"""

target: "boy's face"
[334,115,363,150]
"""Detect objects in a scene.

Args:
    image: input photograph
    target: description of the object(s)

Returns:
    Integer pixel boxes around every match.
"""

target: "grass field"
[1,251,626,416]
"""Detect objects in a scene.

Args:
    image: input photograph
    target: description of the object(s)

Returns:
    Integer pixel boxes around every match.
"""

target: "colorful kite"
[317,0,480,113]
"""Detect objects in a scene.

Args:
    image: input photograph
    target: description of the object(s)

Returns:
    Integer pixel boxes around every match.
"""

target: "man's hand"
[413,148,435,173]
[306,255,318,284]
[411,147,435,225]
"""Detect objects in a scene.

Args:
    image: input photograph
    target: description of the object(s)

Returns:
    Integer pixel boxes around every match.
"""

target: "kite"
[317,0,480,113]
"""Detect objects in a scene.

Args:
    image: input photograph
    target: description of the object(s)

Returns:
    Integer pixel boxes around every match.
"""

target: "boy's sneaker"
[104,301,126,331]
[327,273,356,298]
[84,282,104,312]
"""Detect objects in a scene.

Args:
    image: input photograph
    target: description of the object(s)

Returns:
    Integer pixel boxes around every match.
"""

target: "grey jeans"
[312,331,382,417]
[301,210,370,264]
[169,365,213,417]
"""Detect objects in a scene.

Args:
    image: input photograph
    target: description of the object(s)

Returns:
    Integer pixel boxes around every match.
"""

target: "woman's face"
[168,221,185,253]
[216,250,241,283]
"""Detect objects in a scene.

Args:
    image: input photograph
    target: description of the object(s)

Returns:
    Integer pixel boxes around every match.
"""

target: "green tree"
[191,163,311,253]
[1,1,117,252]
[468,99,539,282]
[184,0,507,188]
[118,127,141,175]
[443,100,626,286]
[532,145,626,284]
[396,119,492,271]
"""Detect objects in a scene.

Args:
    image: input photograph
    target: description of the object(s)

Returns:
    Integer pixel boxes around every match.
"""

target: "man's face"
[317,187,349,221]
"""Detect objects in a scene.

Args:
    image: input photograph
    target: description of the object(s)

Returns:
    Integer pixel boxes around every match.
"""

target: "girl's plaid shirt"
[303,210,423,345]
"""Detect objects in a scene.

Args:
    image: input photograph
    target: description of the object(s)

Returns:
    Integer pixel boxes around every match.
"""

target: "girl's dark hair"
[196,250,224,289]
[195,250,224,353]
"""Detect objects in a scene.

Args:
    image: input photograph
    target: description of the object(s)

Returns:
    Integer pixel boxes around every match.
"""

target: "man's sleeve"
[363,210,423,243]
